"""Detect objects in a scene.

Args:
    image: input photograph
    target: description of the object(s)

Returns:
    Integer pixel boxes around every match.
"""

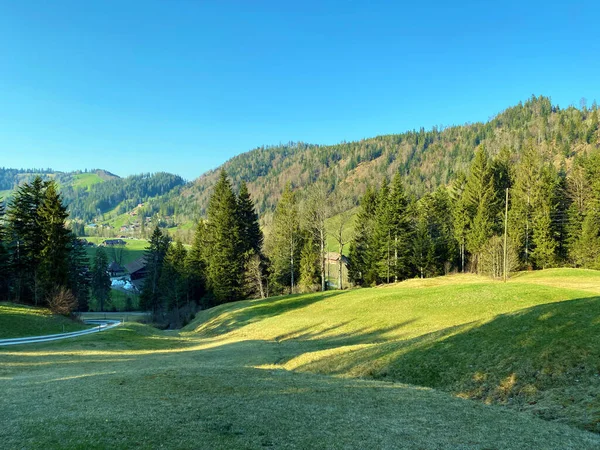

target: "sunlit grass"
[0,303,88,338]
[2,269,600,448]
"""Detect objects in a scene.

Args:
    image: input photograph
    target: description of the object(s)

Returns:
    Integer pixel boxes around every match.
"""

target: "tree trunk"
[338,243,344,290]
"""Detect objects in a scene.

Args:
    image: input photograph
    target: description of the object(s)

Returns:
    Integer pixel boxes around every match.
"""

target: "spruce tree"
[7,177,50,304]
[299,236,320,292]
[237,180,265,297]
[91,247,111,312]
[268,183,301,294]
[373,179,392,283]
[38,182,72,299]
[388,172,412,281]
[205,170,242,303]
[140,225,171,312]
[160,240,188,319]
[69,237,91,312]
[237,181,263,255]
[187,219,208,304]
[0,199,8,300]
[348,186,377,286]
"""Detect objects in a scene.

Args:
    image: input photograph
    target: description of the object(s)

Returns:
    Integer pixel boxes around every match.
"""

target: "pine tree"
[205,170,242,303]
[388,172,412,281]
[268,183,301,294]
[571,210,600,268]
[373,179,393,283]
[299,235,320,292]
[462,147,497,271]
[348,186,378,286]
[160,240,188,319]
[38,182,72,300]
[237,180,265,297]
[0,198,8,300]
[237,181,263,255]
[91,247,111,312]
[7,177,50,304]
[450,173,469,272]
[140,225,171,312]
[411,216,435,278]
[187,219,208,304]
[69,237,91,312]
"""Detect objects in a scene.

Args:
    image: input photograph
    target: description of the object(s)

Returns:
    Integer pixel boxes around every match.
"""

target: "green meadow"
[1,269,600,448]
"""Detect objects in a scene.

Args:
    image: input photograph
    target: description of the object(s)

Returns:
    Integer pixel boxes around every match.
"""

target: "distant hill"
[2,95,598,239]
[183,95,598,219]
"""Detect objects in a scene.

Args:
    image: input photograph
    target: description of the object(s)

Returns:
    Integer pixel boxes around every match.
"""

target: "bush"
[47,286,78,316]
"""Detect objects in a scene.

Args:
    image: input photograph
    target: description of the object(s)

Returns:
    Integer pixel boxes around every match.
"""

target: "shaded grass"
[1,323,598,449]
[186,268,600,433]
[0,303,89,339]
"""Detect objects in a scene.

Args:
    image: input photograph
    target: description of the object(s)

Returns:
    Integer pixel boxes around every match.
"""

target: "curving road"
[0,319,121,346]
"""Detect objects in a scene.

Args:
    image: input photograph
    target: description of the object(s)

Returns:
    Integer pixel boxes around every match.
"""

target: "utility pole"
[503,188,509,282]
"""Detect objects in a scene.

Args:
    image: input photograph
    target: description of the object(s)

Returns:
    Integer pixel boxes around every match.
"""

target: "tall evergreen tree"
[91,247,111,312]
[348,186,378,286]
[205,170,242,303]
[373,179,393,283]
[388,172,412,281]
[7,177,50,304]
[38,182,72,299]
[69,237,91,313]
[187,219,208,304]
[0,198,8,300]
[302,184,328,292]
[237,181,263,256]
[462,147,497,271]
[140,225,171,312]
[298,235,320,292]
[268,183,301,294]
[160,240,188,317]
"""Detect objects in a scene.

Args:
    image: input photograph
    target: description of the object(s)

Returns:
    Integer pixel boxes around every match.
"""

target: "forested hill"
[183,95,599,217]
[0,169,187,225]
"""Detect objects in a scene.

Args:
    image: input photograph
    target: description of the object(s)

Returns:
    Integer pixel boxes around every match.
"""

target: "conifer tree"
[38,182,72,298]
[388,172,412,281]
[268,183,301,293]
[7,177,50,304]
[0,199,8,300]
[462,147,497,271]
[160,240,188,316]
[299,235,320,292]
[91,247,111,312]
[348,186,378,286]
[69,237,91,312]
[450,173,469,272]
[205,170,242,303]
[373,179,393,283]
[411,216,435,278]
[237,181,263,256]
[237,180,265,297]
[187,219,208,304]
[141,225,171,312]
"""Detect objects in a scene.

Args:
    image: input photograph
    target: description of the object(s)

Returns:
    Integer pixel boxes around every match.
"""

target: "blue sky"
[0,1,599,180]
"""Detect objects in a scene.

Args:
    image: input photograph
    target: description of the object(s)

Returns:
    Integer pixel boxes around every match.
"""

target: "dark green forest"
[1,95,599,323]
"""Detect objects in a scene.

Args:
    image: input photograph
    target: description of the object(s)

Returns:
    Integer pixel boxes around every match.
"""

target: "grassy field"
[83,237,148,266]
[1,269,600,448]
[72,173,104,190]
[0,303,89,338]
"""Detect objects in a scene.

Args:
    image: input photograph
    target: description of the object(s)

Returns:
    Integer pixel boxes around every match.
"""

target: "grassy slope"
[1,269,600,448]
[186,269,600,433]
[0,303,89,338]
[83,237,148,266]
[1,323,598,449]
[72,173,104,190]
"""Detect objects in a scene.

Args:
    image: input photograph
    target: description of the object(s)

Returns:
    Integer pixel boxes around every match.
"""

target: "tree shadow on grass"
[289,296,600,432]
[191,291,348,336]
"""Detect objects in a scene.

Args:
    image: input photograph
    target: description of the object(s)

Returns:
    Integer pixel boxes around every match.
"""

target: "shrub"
[47,286,78,316]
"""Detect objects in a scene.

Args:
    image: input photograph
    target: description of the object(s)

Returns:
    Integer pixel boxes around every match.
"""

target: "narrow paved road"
[0,319,121,346]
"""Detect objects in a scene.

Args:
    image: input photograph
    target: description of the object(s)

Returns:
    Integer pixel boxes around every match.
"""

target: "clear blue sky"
[1,1,599,180]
